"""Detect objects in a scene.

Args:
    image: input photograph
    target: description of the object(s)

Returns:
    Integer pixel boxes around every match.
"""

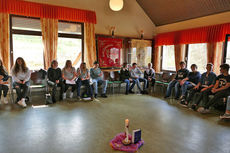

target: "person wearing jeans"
[144,63,156,88]
[130,63,148,94]
[165,61,189,99]
[62,60,77,99]
[120,63,135,95]
[47,60,64,103]
[197,64,230,113]
[184,63,216,109]
[90,61,108,98]
[180,64,201,105]
[220,96,230,119]
[76,62,93,100]
[11,57,31,108]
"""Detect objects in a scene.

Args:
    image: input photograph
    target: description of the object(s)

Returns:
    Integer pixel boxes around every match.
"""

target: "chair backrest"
[103,71,110,80]
[162,72,172,82]
[155,72,163,81]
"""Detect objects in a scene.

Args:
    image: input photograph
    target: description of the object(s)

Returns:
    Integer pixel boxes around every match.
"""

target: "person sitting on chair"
[0,59,9,104]
[90,61,108,98]
[182,63,216,109]
[47,60,64,103]
[197,64,230,114]
[164,61,189,99]
[76,62,94,100]
[144,63,155,89]
[11,57,31,108]
[179,64,201,105]
[130,63,148,94]
[62,60,77,99]
[120,62,135,95]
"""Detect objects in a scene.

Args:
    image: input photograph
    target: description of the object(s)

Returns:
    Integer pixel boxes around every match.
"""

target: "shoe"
[18,98,27,108]
[197,107,210,113]
[94,94,97,98]
[180,100,188,107]
[125,92,128,95]
[101,94,108,98]
[180,95,185,100]
[220,113,230,119]
[3,97,8,104]
[77,96,82,101]
[69,92,73,98]
[190,104,196,111]
[164,96,169,99]
[129,90,134,94]
[143,90,148,94]
[174,97,179,100]
[91,96,94,101]
[63,93,66,100]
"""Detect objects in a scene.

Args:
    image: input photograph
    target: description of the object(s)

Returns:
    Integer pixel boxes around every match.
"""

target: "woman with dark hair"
[0,59,9,104]
[76,62,93,100]
[47,60,64,103]
[62,60,77,99]
[11,57,31,107]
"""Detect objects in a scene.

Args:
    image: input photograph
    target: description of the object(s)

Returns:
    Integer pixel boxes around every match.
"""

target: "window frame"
[223,34,230,64]
[160,45,177,73]
[10,15,84,69]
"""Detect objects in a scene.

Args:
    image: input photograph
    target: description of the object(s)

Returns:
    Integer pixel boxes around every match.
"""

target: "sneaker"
[3,97,8,104]
[69,92,73,98]
[18,98,27,108]
[63,93,66,100]
[129,90,134,94]
[164,96,169,99]
[52,97,56,103]
[125,92,128,95]
[220,113,230,119]
[94,94,98,98]
[101,94,108,98]
[91,96,94,101]
[180,100,188,107]
[180,95,185,100]
[197,107,210,113]
[190,104,196,111]
[77,96,82,101]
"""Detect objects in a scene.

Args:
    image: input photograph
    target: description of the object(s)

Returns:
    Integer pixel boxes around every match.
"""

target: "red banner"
[97,37,123,68]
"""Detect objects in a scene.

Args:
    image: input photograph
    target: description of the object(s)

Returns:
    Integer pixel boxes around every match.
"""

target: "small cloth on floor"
[110,132,144,152]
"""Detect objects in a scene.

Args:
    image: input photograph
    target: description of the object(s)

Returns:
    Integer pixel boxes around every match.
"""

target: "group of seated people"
[1,57,229,119]
[164,61,230,118]
[0,57,155,108]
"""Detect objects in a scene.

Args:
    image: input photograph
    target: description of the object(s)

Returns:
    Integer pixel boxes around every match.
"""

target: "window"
[226,41,230,64]
[224,34,230,65]
[162,45,176,71]
[57,21,83,68]
[187,43,207,72]
[10,16,43,70]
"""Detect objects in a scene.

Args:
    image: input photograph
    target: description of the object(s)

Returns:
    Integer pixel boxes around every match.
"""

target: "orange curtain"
[155,23,230,46]
[84,23,96,68]
[0,0,96,24]
[41,18,58,70]
[174,44,186,71]
[207,42,223,75]
[153,46,161,73]
[0,13,9,72]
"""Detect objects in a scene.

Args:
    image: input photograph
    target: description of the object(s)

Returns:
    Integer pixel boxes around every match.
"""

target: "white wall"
[25,0,156,39]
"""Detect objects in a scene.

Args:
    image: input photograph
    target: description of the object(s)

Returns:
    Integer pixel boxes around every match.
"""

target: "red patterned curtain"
[0,0,96,24]
[155,23,230,46]
[97,37,123,68]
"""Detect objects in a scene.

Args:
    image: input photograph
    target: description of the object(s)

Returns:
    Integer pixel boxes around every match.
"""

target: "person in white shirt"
[11,57,31,108]
[62,60,77,99]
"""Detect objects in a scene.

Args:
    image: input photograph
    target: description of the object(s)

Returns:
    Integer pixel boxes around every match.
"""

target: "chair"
[109,71,123,94]
[29,69,47,101]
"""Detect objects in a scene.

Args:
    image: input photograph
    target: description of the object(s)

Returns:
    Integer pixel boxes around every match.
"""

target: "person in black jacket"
[47,60,64,103]
[0,59,9,104]
[120,63,135,95]
[144,63,155,88]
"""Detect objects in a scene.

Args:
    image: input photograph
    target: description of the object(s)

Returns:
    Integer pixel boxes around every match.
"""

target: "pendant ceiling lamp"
[109,0,124,11]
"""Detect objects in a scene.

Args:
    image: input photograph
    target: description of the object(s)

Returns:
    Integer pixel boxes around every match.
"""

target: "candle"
[125,119,129,142]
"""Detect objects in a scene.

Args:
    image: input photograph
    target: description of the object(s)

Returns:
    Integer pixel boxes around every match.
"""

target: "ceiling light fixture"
[109,0,124,11]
